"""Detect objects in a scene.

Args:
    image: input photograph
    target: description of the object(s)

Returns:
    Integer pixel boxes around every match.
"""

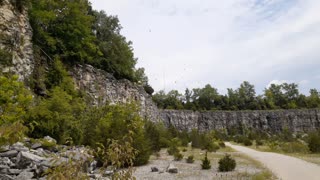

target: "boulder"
[0,150,18,158]
[0,146,10,152]
[16,151,44,169]
[166,164,178,173]
[151,167,159,172]
[0,174,13,180]
[11,142,28,152]
[8,169,21,175]
[31,143,42,150]
[15,171,34,180]
[43,136,57,144]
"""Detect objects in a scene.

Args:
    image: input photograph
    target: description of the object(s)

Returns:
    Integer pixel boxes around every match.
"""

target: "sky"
[90,0,320,95]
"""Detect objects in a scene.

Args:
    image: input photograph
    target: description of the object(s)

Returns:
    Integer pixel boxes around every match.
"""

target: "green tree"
[92,10,137,81]
[0,75,32,145]
[30,0,99,65]
[237,81,257,110]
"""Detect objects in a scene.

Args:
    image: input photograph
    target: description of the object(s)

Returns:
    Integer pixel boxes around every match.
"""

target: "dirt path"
[225,142,320,180]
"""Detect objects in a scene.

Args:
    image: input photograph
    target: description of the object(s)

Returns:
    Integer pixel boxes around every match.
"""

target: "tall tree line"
[153,81,320,110]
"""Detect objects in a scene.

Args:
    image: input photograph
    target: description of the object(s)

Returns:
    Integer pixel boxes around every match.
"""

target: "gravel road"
[225,142,320,180]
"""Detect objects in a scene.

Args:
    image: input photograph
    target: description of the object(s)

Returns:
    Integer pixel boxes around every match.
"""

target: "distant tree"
[237,81,257,110]
[307,89,320,108]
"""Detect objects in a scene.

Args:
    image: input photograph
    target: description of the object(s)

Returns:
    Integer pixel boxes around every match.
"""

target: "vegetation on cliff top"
[153,81,320,111]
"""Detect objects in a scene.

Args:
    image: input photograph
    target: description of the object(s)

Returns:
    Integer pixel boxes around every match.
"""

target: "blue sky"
[90,0,320,95]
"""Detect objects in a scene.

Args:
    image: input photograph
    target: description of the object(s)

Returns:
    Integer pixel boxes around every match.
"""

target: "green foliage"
[27,86,85,144]
[0,75,31,145]
[30,0,98,64]
[186,155,194,163]
[144,120,161,152]
[173,152,183,161]
[280,141,309,153]
[46,152,90,180]
[218,154,236,172]
[0,122,27,146]
[82,103,151,166]
[201,152,211,170]
[153,81,319,111]
[308,132,320,153]
[167,138,180,155]
[0,48,12,66]
[256,140,263,146]
[243,138,253,146]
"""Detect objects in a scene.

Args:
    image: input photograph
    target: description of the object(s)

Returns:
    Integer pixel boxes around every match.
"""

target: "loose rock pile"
[0,137,110,180]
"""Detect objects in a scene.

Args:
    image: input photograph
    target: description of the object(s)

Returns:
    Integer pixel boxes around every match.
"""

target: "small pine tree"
[201,152,211,169]
[218,154,236,172]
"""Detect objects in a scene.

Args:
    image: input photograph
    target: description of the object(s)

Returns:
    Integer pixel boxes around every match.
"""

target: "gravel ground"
[134,148,269,180]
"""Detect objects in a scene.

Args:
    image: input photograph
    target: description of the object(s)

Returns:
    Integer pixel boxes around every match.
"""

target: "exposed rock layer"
[71,64,162,123]
[0,0,34,80]
[161,109,320,133]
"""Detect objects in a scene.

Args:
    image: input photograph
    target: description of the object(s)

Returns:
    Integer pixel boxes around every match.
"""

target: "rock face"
[0,0,34,81]
[161,109,320,133]
[71,64,162,123]
[0,137,108,179]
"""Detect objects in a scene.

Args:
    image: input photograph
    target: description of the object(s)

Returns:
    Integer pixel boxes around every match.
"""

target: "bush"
[280,141,309,153]
[186,155,194,163]
[243,138,253,146]
[206,142,220,152]
[308,133,320,153]
[218,141,226,148]
[201,152,211,169]
[256,140,263,146]
[174,152,183,161]
[167,146,179,156]
[167,138,180,155]
[218,154,236,172]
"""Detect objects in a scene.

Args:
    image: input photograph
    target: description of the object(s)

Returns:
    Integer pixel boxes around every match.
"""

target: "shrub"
[174,152,183,161]
[167,146,179,156]
[182,148,187,152]
[206,142,220,152]
[218,154,236,172]
[218,141,226,148]
[186,155,194,163]
[280,141,309,153]
[167,138,180,155]
[243,138,253,146]
[308,133,320,153]
[201,152,211,170]
[256,140,263,146]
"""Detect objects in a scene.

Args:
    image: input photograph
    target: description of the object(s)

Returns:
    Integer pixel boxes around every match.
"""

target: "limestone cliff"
[161,109,320,133]
[0,0,33,80]
[71,64,162,123]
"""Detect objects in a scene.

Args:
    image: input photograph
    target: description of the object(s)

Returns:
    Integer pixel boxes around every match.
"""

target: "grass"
[233,140,320,166]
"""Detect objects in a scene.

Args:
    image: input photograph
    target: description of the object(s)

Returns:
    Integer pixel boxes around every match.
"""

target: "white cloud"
[90,0,320,94]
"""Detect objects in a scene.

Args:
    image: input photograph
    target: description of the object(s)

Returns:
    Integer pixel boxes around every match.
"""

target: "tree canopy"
[153,81,320,111]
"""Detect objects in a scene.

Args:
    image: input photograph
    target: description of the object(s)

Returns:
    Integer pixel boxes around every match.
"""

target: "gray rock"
[43,136,57,144]
[16,152,44,169]
[0,157,14,167]
[31,143,42,150]
[0,150,18,158]
[15,171,34,180]
[11,143,28,152]
[160,109,320,133]
[0,146,10,152]
[103,166,115,177]
[0,165,10,170]
[0,174,13,180]
[8,169,21,175]
[151,167,159,172]
[166,164,178,173]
